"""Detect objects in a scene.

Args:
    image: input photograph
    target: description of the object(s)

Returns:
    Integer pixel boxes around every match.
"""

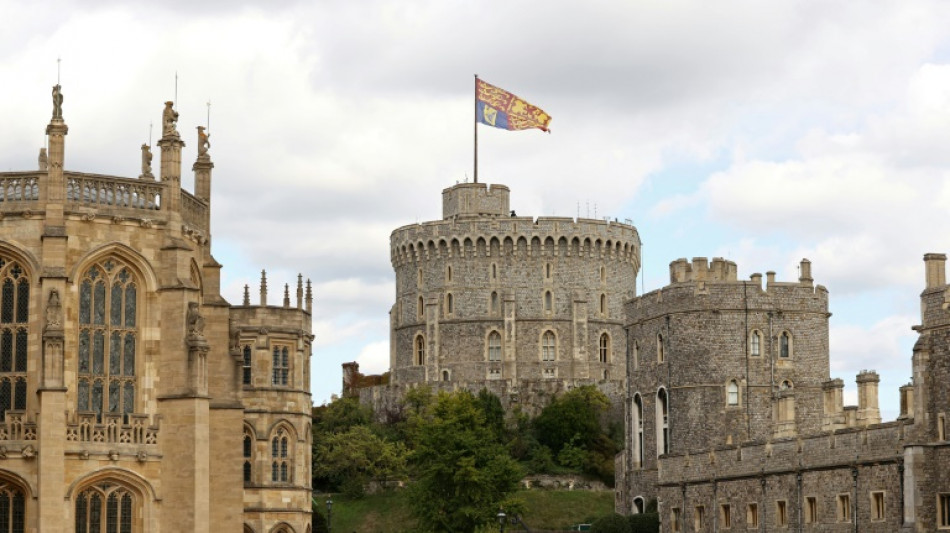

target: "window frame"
[487,331,502,362]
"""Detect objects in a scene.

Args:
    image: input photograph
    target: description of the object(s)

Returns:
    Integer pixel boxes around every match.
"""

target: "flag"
[476,79,552,132]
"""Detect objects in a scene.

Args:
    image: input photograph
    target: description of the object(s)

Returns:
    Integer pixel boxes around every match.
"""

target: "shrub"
[590,513,630,533]
[628,512,660,533]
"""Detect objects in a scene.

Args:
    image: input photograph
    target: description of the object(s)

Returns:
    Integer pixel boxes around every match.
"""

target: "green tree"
[591,513,631,533]
[312,425,407,498]
[312,396,372,434]
[408,390,524,533]
[533,385,611,453]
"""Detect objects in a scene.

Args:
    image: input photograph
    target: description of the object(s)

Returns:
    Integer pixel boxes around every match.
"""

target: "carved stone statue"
[197,126,210,156]
[38,148,48,171]
[140,144,154,179]
[187,302,205,340]
[45,289,62,330]
[162,101,179,137]
[51,85,63,119]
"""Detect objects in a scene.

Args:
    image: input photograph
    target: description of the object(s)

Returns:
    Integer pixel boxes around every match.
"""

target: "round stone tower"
[387,182,640,412]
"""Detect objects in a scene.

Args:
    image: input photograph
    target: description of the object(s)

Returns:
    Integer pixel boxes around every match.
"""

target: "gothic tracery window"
[599,333,610,363]
[244,429,253,484]
[0,258,28,421]
[541,331,556,362]
[272,346,289,386]
[75,483,134,533]
[242,345,252,385]
[78,260,137,421]
[0,480,25,533]
[271,428,291,483]
[487,331,502,361]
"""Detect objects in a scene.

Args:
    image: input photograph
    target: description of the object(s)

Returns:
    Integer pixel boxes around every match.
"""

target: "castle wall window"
[545,263,552,280]
[541,331,556,362]
[747,503,759,528]
[75,482,135,533]
[871,491,885,521]
[599,293,607,316]
[939,493,950,528]
[0,481,25,533]
[656,388,669,456]
[779,331,791,358]
[719,504,731,529]
[670,507,681,532]
[487,331,502,361]
[837,494,851,522]
[445,293,453,315]
[271,428,292,483]
[633,497,644,514]
[417,268,422,287]
[750,330,761,357]
[0,259,28,421]
[939,413,946,441]
[599,333,610,363]
[633,394,643,467]
[491,263,497,280]
[243,430,253,484]
[600,266,606,283]
[694,505,705,530]
[727,380,739,406]
[418,296,424,321]
[776,500,788,527]
[271,346,290,386]
[632,341,639,370]
[657,333,665,363]
[415,335,426,366]
[446,266,452,282]
[805,496,817,523]
[78,260,138,420]
[242,345,252,385]
[442,370,449,382]
[490,291,499,315]
[544,291,553,313]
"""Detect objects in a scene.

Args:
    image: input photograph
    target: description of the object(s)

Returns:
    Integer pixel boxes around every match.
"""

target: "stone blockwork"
[616,254,950,533]
[363,182,640,415]
[0,93,312,532]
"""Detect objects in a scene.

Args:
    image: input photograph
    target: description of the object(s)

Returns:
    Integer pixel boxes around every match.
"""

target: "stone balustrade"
[65,412,159,446]
[0,412,37,441]
[0,174,40,204]
[181,190,208,231]
[65,172,162,211]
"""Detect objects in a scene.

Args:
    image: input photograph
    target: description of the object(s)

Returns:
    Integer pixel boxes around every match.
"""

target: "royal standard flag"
[476,79,552,132]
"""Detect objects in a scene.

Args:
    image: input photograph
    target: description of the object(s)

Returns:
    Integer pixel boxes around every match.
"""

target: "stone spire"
[243,284,250,306]
[283,283,290,308]
[45,84,68,226]
[38,148,48,171]
[259,270,268,306]
[296,274,304,309]
[305,279,313,313]
[158,101,184,214]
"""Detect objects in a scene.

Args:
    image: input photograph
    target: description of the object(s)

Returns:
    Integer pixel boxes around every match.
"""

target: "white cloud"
[356,341,391,376]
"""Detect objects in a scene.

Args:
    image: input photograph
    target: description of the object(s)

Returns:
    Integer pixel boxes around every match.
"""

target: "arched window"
[75,482,135,533]
[544,291,553,313]
[491,263,497,280]
[633,496,645,514]
[271,427,292,483]
[727,380,739,406]
[487,331,502,361]
[600,266,606,283]
[446,266,452,282]
[0,480,25,533]
[243,429,253,484]
[490,291,499,314]
[272,346,289,386]
[779,331,791,358]
[414,335,425,366]
[417,268,422,287]
[78,260,138,421]
[780,380,793,391]
[599,333,610,363]
[633,341,639,370]
[0,258,28,421]
[657,388,669,456]
[545,263,552,279]
[242,345,252,385]
[541,331,556,362]
[600,294,607,316]
[445,293,453,315]
[633,394,643,467]
[750,330,761,357]
[417,296,424,320]
[657,333,665,363]
[442,370,449,382]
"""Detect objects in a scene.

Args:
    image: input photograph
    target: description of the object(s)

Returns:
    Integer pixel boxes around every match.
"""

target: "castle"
[351,181,640,416]
[0,88,313,532]
[615,255,950,532]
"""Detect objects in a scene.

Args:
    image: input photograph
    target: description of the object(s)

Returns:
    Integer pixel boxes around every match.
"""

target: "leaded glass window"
[242,345,252,385]
[487,331,501,361]
[78,261,138,421]
[541,331,556,361]
[75,483,134,533]
[0,259,28,422]
[0,480,26,533]
[271,346,289,386]
[270,428,291,483]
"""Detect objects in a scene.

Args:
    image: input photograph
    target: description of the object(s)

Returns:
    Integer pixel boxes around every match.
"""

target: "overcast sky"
[3,1,950,418]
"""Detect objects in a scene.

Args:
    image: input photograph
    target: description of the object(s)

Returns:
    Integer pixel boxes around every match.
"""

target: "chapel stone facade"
[0,88,313,533]
[615,255,950,532]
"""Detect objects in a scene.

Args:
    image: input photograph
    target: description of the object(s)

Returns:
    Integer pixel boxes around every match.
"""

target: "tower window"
[541,331,556,361]
[939,493,950,527]
[243,430,253,484]
[446,293,453,315]
[271,428,291,483]
[271,346,289,386]
[750,330,761,356]
[600,293,607,316]
[727,380,739,406]
[657,388,669,456]
[599,333,609,363]
[415,335,426,366]
[242,345,252,385]
[418,295,424,321]
[488,331,502,361]
[633,394,643,467]
[544,291,553,313]
[490,291,499,314]
[780,331,791,358]
[720,504,731,528]
[0,259,28,422]
[657,333,665,363]
[776,500,788,527]
[805,496,817,524]
[871,491,885,521]
[837,494,851,522]
[747,503,759,528]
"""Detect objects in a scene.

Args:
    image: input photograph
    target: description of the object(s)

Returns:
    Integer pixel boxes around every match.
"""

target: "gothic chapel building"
[0,87,313,532]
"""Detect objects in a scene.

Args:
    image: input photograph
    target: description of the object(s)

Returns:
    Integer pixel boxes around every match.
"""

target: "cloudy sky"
[3,1,950,417]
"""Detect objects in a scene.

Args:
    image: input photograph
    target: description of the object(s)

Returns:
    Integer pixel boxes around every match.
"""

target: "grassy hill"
[325,489,615,532]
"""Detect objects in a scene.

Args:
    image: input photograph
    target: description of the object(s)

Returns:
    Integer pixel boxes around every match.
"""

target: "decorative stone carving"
[137,450,148,463]
[108,450,119,461]
[140,144,154,179]
[38,148,48,171]
[197,126,210,156]
[162,101,179,137]
[45,289,62,330]
[52,85,63,119]
[79,450,89,460]
[187,302,205,341]
[21,445,34,459]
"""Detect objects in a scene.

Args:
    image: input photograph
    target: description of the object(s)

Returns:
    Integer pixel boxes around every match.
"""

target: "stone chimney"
[924,253,947,289]
[856,370,881,426]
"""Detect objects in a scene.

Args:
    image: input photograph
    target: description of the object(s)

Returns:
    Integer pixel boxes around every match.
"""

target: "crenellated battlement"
[442,182,510,219]
[390,215,640,268]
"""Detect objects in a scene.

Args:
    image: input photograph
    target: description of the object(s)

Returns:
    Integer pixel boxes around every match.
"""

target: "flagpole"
[474,74,478,184]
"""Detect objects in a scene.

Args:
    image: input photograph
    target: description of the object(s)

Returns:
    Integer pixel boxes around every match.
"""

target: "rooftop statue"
[51,84,63,119]
[197,126,210,156]
[162,101,179,137]
[140,144,154,179]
